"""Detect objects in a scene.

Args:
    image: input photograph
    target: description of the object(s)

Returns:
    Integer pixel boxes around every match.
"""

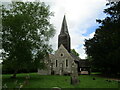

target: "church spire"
[60,15,69,35]
[58,15,71,53]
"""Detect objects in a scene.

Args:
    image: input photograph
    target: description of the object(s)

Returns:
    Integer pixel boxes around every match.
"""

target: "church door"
[59,63,63,75]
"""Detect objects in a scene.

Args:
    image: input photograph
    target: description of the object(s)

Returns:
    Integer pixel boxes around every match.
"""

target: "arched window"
[56,60,57,67]
[66,59,68,67]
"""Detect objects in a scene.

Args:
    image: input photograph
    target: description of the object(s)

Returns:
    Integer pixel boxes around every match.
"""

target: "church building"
[38,15,90,75]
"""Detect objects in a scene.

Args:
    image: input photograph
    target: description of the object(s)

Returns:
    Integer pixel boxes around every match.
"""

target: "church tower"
[58,15,71,53]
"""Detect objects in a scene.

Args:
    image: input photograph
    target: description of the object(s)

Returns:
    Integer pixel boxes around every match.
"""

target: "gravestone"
[70,64,79,85]
[52,87,61,90]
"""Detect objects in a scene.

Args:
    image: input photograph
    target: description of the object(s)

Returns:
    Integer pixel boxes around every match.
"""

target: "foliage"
[71,49,79,57]
[84,1,120,74]
[2,2,55,77]
[2,73,118,88]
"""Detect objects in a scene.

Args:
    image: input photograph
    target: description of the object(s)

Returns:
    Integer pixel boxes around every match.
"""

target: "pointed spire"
[58,15,71,52]
[60,15,69,34]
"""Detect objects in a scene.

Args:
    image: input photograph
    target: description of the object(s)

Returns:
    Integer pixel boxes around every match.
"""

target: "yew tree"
[84,1,120,74]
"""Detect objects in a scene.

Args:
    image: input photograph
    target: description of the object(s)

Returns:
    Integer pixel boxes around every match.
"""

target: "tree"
[71,49,79,57]
[2,2,55,78]
[84,1,120,74]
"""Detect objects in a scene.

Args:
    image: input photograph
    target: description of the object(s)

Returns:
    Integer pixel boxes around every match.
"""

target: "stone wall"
[38,44,78,75]
[50,44,77,75]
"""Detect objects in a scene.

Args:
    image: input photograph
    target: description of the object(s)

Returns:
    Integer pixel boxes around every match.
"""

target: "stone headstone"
[70,64,79,85]
[71,75,79,85]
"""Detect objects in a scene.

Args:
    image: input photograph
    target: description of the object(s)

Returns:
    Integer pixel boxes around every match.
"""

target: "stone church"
[38,15,90,75]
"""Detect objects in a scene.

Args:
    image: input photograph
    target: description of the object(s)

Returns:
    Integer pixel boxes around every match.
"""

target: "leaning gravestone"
[71,64,79,85]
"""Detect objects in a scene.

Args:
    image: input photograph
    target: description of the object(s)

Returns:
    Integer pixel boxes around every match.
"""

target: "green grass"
[2,73,119,88]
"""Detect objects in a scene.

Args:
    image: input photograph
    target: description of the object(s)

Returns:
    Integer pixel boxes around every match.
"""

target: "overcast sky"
[0,0,108,60]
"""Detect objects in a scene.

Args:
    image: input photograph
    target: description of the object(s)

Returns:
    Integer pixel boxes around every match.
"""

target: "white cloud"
[1,0,108,59]
[46,0,107,59]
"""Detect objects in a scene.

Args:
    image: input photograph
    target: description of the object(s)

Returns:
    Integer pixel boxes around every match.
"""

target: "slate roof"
[70,53,81,62]
[70,53,90,67]
[79,59,90,67]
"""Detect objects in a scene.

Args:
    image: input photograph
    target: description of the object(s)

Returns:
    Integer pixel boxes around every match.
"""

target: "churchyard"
[2,73,119,88]
[1,1,120,89]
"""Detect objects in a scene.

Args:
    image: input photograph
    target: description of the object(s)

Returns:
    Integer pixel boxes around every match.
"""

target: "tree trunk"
[11,70,18,78]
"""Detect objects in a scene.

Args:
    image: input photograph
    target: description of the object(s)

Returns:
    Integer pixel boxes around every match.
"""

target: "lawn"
[2,73,119,88]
